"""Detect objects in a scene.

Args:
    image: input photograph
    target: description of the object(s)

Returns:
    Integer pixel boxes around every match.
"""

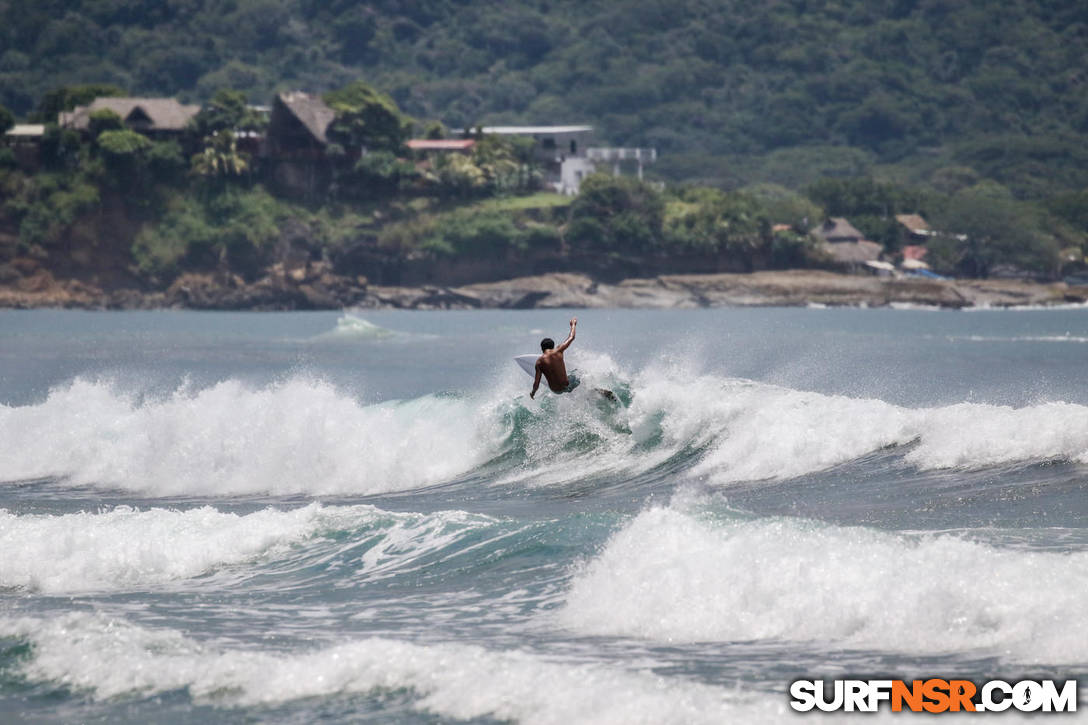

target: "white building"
[457,125,657,194]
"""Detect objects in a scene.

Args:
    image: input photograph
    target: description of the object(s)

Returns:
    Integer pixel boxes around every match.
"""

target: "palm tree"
[191,130,249,178]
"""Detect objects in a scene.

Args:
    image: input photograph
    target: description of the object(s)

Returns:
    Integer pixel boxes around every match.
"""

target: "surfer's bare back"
[531,318,577,399]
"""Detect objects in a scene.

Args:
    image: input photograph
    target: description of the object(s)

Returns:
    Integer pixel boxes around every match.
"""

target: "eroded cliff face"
[2,257,1083,311]
[0,197,728,309]
[1,199,1082,311]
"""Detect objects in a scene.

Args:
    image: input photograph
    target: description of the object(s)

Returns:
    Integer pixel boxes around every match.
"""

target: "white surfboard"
[514,354,538,376]
[516,353,618,401]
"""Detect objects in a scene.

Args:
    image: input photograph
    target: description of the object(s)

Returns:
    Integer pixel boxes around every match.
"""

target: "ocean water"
[0,306,1086,723]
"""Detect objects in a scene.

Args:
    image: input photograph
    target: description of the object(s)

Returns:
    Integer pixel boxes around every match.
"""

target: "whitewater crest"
[312,313,398,341]
[3,369,1088,497]
[0,613,788,724]
[0,377,493,496]
[557,507,1088,664]
[0,503,501,594]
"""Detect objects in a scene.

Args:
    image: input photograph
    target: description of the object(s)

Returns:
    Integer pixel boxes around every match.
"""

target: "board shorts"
[558,372,581,394]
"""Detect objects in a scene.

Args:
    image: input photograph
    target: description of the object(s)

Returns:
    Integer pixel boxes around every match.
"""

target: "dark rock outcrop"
[2,265,1085,310]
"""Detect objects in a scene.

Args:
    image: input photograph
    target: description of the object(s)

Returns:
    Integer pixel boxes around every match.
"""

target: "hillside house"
[466,125,593,159]
[812,217,882,270]
[265,92,335,158]
[405,139,476,153]
[59,98,200,138]
[902,245,928,262]
[812,217,866,244]
[895,213,932,242]
[585,147,657,180]
[455,125,658,194]
[405,139,476,178]
[457,125,591,193]
[2,124,44,171]
[264,92,338,196]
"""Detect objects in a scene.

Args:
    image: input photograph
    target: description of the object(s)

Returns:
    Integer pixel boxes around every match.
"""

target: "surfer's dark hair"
[541,338,555,351]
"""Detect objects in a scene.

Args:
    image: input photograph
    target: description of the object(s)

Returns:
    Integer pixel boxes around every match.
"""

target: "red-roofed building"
[406,139,475,152]
[902,245,928,261]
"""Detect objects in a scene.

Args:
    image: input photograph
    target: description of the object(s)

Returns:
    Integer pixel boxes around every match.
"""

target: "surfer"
[530,317,578,399]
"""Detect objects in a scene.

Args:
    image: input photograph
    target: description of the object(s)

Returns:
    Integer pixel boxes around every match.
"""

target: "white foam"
[0,613,788,723]
[965,301,1088,311]
[887,302,942,311]
[959,334,1088,343]
[905,401,1088,469]
[314,313,398,340]
[0,503,497,594]
[636,375,1088,482]
[0,378,493,495]
[558,508,1088,664]
[684,379,913,483]
[500,360,1088,486]
[5,370,1088,497]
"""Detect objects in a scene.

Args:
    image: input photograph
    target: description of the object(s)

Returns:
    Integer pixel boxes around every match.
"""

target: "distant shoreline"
[1,269,1085,311]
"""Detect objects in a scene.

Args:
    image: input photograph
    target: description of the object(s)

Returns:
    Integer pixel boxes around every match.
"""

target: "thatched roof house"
[823,239,883,265]
[267,91,336,154]
[811,217,866,244]
[262,91,339,197]
[811,217,882,268]
[60,98,200,134]
[895,213,931,236]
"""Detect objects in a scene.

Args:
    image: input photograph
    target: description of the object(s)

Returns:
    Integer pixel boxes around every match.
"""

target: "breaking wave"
[557,507,1088,664]
[0,503,500,594]
[3,366,1088,496]
[0,378,489,496]
[311,313,398,341]
[0,613,786,724]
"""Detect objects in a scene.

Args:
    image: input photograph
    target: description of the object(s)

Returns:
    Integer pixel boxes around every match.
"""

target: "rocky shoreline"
[2,264,1086,311]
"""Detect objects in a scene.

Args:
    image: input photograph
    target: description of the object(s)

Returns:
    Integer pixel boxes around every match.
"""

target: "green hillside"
[3,0,1087,197]
[2,0,1088,296]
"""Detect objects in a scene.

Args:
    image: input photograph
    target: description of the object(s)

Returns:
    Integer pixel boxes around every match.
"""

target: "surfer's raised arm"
[556,317,577,352]
[530,318,577,399]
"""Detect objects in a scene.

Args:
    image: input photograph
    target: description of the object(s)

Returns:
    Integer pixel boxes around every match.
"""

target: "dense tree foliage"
[929,183,1065,278]
[96,130,151,166]
[2,0,1087,286]
[87,108,124,138]
[2,0,1087,198]
[189,89,267,139]
[569,174,665,253]
[191,131,249,179]
[0,104,13,135]
[324,81,411,153]
[31,84,125,123]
